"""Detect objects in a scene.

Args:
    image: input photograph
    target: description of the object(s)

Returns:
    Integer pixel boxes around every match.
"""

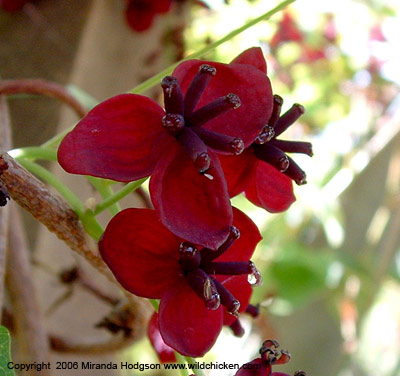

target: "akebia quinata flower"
[221,94,312,212]
[235,340,306,376]
[58,50,272,249]
[99,207,262,357]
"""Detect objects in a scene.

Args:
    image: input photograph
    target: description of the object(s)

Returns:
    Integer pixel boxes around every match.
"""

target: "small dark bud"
[0,183,10,207]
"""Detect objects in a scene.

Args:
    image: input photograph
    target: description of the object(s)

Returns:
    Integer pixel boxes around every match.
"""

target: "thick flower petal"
[0,0,30,11]
[150,143,233,250]
[235,359,268,376]
[173,60,273,147]
[216,207,262,262]
[99,208,182,299]
[159,283,223,357]
[219,149,258,198]
[244,161,295,213]
[148,313,177,363]
[58,94,169,182]
[230,47,267,74]
[219,275,252,326]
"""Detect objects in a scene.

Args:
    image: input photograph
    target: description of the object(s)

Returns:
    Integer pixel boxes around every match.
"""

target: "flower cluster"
[235,340,306,376]
[58,47,312,358]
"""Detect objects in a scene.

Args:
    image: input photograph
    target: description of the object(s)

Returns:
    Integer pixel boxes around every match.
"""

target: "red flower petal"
[58,94,169,182]
[0,0,30,11]
[219,275,252,326]
[159,283,223,357]
[150,143,233,250]
[148,313,177,363]
[125,0,171,32]
[219,149,258,198]
[173,60,273,148]
[216,207,262,262]
[230,47,267,74]
[244,162,295,213]
[99,208,182,299]
[235,359,267,376]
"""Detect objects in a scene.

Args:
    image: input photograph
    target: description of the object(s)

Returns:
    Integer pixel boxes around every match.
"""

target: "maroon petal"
[0,0,30,11]
[244,161,295,213]
[159,283,223,357]
[148,313,177,363]
[150,143,233,250]
[230,47,267,74]
[236,359,268,376]
[219,275,252,326]
[219,149,258,198]
[99,208,182,299]
[217,207,262,262]
[125,0,171,32]
[58,94,169,182]
[173,60,273,148]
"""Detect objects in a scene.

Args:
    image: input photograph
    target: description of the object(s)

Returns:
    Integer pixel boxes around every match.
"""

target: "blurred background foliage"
[1,0,400,376]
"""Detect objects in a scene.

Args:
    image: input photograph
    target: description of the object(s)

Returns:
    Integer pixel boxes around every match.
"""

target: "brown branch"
[0,152,108,275]
[5,204,51,375]
[0,91,12,321]
[0,79,87,118]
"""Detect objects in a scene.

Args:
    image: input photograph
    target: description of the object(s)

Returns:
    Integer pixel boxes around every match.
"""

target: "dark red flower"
[235,340,306,376]
[220,51,312,213]
[270,12,303,49]
[58,51,272,249]
[0,0,30,12]
[99,207,262,357]
[125,0,172,32]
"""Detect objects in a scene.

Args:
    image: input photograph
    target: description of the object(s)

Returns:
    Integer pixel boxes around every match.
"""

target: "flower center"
[177,226,261,315]
[161,65,244,174]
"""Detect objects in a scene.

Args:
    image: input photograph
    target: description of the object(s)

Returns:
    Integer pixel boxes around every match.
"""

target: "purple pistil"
[161,65,243,174]
[252,94,312,184]
[177,226,258,314]
[259,340,291,366]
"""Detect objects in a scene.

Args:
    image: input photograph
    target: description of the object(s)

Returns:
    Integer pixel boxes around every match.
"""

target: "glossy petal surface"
[244,161,295,213]
[230,47,267,74]
[150,143,233,249]
[219,150,258,198]
[173,60,273,147]
[217,207,262,262]
[159,283,223,357]
[58,94,168,182]
[148,313,177,363]
[99,208,182,298]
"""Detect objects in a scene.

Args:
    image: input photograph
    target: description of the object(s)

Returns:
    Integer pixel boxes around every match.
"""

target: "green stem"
[94,177,148,216]
[149,299,159,312]
[17,158,103,240]
[185,356,205,376]
[8,146,57,161]
[174,352,190,376]
[129,0,296,94]
[87,177,121,216]
[41,127,74,149]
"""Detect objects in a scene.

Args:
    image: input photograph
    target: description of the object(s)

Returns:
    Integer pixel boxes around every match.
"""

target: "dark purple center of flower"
[161,64,244,174]
[253,94,313,185]
[177,226,261,315]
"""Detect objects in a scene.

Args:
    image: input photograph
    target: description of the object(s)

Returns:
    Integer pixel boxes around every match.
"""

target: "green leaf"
[0,326,15,376]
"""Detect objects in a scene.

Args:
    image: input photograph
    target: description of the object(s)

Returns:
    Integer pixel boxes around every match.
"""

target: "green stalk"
[87,177,121,216]
[174,352,190,376]
[94,177,148,215]
[8,146,57,161]
[130,0,296,94]
[149,299,160,312]
[17,158,103,240]
[185,356,205,376]
[41,127,74,149]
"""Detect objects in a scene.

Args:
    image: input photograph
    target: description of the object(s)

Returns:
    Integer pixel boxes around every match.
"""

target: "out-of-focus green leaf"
[0,326,15,376]
[261,243,331,308]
